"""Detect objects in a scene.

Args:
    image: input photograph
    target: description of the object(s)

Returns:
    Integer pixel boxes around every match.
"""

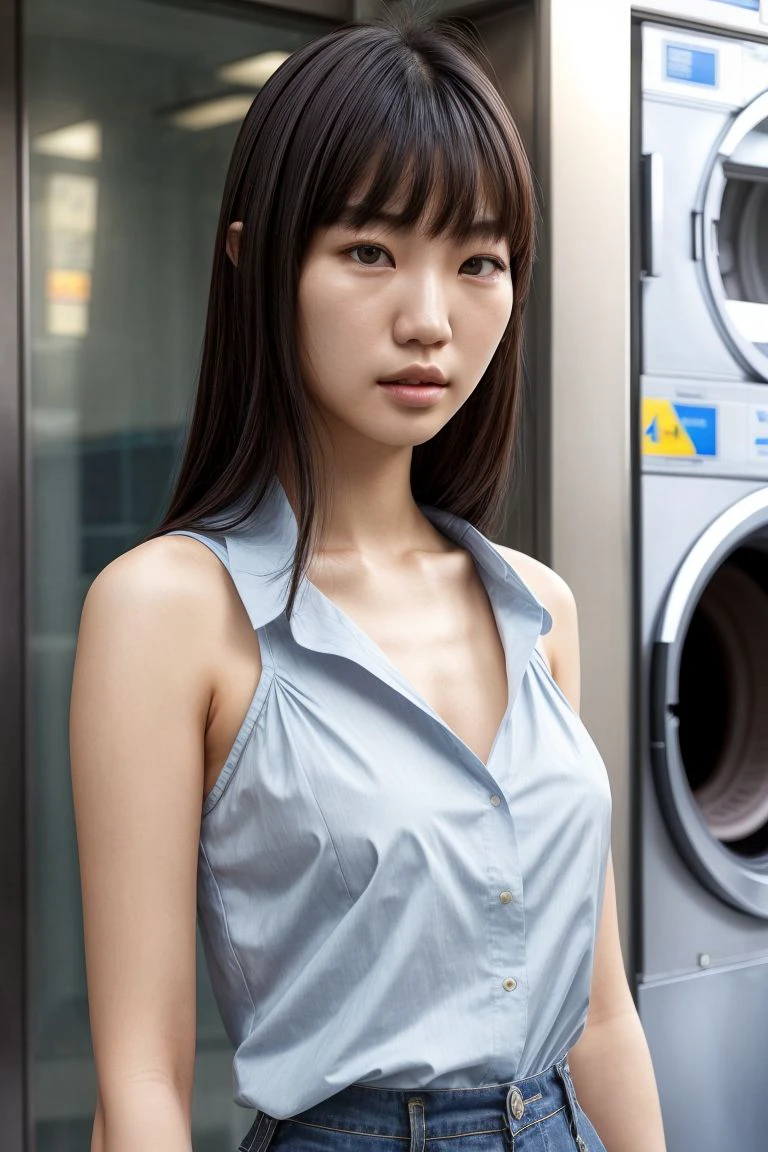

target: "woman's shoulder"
[86,532,232,620]
[489,542,576,615]
[487,542,579,686]
[79,533,256,693]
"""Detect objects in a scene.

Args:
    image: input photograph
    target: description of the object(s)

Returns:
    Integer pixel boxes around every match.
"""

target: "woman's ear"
[226,221,243,268]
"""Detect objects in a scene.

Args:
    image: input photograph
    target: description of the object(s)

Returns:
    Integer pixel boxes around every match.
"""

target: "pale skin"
[70,195,665,1151]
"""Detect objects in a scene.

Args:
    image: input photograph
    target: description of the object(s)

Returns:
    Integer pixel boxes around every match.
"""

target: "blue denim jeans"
[236,1057,607,1151]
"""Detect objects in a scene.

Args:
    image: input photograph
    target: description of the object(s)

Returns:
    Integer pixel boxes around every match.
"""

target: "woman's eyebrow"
[335,205,504,239]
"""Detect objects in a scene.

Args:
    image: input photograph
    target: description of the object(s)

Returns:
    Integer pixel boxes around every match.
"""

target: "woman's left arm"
[566,855,667,1152]
[546,571,668,1152]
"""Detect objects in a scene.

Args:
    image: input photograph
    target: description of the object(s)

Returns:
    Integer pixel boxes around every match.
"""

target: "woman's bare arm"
[70,537,224,1152]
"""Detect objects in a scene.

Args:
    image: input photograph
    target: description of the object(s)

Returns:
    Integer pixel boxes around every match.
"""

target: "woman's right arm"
[70,538,222,1152]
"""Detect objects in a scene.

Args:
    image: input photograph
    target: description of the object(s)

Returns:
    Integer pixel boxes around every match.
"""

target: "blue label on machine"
[642,401,718,457]
[674,405,718,454]
[713,0,759,10]
[665,44,718,87]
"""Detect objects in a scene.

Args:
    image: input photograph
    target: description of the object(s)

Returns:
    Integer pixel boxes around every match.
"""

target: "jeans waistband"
[273,1058,589,1149]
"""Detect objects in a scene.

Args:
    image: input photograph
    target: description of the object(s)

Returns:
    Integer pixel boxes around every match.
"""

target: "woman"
[70,7,666,1152]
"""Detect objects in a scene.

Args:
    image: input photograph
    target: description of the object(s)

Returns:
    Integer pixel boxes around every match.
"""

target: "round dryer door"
[651,488,768,917]
[702,90,768,382]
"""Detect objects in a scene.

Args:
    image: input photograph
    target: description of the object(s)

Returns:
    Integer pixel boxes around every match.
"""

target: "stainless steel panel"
[637,959,768,1152]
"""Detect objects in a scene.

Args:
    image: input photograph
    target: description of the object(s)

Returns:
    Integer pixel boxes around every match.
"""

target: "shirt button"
[502,977,518,991]
[499,890,513,904]
[490,794,502,806]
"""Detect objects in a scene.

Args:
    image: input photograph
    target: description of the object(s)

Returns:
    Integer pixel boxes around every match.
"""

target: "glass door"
[24,2,338,1148]
[703,89,768,381]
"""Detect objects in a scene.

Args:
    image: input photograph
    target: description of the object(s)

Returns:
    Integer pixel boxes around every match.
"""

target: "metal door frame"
[0,0,25,1144]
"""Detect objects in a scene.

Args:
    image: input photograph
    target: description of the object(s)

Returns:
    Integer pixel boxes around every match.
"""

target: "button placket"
[407,700,528,1089]
[482,750,527,1080]
[493,800,518,1000]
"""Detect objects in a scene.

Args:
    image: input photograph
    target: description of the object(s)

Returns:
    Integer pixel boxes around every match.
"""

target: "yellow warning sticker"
[642,398,707,456]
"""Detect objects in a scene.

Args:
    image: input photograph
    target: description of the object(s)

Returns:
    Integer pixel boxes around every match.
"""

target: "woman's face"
[293,193,514,453]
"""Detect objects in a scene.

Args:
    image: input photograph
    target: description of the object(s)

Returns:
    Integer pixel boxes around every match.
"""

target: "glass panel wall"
[25,2,335,1148]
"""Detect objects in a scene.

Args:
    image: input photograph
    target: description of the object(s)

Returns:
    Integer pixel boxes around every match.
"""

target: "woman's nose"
[392,273,452,346]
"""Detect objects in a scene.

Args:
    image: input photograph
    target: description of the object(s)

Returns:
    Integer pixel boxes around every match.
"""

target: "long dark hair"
[147,5,537,619]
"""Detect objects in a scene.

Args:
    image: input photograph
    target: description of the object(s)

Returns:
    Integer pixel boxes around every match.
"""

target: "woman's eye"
[344,246,506,275]
[348,244,392,267]
[462,256,507,277]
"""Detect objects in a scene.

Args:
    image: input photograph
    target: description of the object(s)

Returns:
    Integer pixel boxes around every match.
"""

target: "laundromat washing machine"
[635,5,768,1149]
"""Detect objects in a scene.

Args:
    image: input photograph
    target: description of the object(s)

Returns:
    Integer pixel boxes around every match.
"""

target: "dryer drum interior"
[678,550,768,853]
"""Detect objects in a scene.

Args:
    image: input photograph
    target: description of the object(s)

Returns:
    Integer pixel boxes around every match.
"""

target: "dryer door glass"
[652,494,768,918]
[678,548,768,849]
[704,98,768,380]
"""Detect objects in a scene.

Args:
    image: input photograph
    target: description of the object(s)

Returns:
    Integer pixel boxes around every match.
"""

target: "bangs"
[305,39,530,255]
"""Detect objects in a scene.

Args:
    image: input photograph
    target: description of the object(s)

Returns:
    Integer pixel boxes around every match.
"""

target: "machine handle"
[641,153,663,278]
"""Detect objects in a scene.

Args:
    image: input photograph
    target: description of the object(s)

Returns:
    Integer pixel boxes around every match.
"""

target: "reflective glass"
[25,2,331,1148]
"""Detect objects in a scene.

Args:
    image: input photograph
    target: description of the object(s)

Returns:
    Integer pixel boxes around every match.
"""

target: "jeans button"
[507,1086,525,1120]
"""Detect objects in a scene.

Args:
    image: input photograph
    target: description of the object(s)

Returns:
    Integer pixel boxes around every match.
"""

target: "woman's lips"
[376,381,446,407]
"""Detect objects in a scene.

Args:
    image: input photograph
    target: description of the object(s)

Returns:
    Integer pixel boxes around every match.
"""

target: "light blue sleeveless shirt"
[167,474,613,1120]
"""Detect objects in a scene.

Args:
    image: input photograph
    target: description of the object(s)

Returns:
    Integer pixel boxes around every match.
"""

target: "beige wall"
[545,0,633,973]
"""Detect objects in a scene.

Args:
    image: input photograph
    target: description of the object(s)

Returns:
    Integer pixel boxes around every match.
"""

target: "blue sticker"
[665,44,718,88]
[713,0,759,10]
[674,404,717,455]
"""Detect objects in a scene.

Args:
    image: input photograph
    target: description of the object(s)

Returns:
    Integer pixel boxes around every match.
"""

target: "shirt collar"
[211,473,552,638]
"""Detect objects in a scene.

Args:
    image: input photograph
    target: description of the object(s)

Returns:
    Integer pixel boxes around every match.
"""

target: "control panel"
[641,378,768,475]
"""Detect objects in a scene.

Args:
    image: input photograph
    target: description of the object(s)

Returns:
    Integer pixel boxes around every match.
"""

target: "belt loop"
[555,1060,590,1152]
[238,1109,279,1152]
[407,1096,426,1152]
